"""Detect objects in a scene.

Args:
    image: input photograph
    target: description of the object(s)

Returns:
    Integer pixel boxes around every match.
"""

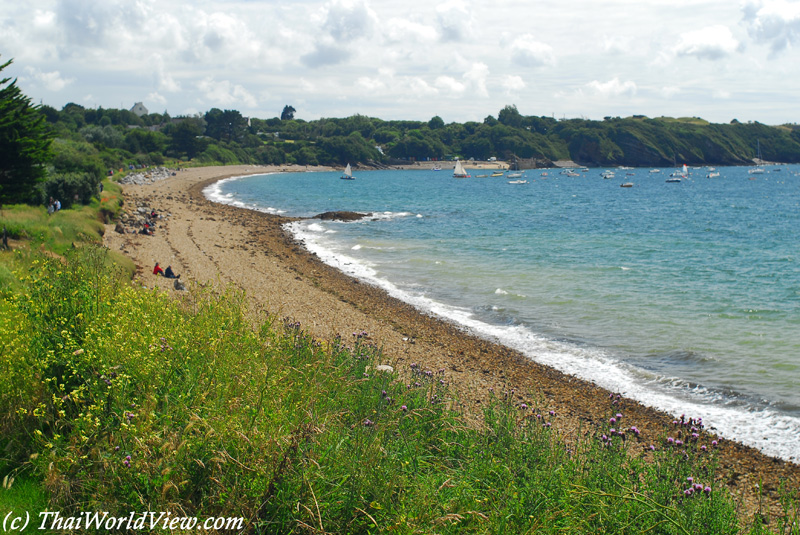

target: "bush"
[44,172,100,208]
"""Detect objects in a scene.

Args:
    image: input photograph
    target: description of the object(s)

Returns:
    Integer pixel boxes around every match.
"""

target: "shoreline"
[104,164,799,521]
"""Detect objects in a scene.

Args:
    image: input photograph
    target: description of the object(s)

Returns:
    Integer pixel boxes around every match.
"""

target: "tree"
[204,108,247,143]
[428,116,445,130]
[0,57,52,204]
[281,105,296,121]
[498,105,523,128]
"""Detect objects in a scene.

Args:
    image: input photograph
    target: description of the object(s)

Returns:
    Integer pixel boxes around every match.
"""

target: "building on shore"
[130,102,149,117]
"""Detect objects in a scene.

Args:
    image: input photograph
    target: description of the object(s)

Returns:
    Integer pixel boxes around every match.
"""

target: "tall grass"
[3,246,797,533]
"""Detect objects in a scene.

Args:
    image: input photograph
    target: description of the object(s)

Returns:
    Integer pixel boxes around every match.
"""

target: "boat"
[453,160,470,178]
[749,140,765,174]
[564,171,580,177]
[340,163,355,180]
[620,182,634,188]
[666,164,687,182]
[649,169,661,173]
[506,172,523,178]
[475,174,489,178]
[490,172,504,177]
[601,170,615,179]
[706,171,720,178]
[432,165,442,171]
[507,179,528,184]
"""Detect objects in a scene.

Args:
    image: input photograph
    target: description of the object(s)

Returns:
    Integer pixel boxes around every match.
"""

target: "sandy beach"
[104,164,799,521]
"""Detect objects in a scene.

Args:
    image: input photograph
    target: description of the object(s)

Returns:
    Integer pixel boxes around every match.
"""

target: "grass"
[0,178,133,298]
[1,246,797,534]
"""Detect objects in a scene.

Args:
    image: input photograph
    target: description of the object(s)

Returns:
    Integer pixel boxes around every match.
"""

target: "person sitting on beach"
[153,262,164,276]
[164,265,180,279]
[150,209,158,219]
[139,222,153,235]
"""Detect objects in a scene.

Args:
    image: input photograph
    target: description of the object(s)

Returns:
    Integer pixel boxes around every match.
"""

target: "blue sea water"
[205,166,800,462]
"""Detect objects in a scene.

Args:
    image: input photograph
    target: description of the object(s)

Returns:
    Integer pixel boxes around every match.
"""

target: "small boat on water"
[620,182,634,188]
[475,174,489,178]
[340,163,355,180]
[506,172,524,178]
[601,170,615,179]
[706,171,720,178]
[749,140,765,174]
[453,159,470,178]
[649,169,661,173]
[666,164,687,182]
[508,179,528,184]
[432,165,442,171]
[490,172,504,177]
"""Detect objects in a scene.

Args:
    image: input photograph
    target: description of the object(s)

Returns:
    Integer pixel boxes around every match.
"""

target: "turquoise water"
[206,166,800,461]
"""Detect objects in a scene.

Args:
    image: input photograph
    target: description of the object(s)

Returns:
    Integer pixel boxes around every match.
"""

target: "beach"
[104,164,799,521]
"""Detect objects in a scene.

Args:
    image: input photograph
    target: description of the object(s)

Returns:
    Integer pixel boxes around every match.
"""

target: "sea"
[204,165,800,462]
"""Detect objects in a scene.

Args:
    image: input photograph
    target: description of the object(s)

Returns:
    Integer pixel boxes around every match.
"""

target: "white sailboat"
[666,163,687,182]
[453,159,470,178]
[749,140,765,175]
[340,163,355,180]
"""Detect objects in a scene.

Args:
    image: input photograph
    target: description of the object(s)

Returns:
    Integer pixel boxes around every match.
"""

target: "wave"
[286,218,800,463]
[203,174,287,214]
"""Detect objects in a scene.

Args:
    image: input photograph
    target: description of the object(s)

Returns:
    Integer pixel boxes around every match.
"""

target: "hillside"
[40,103,800,174]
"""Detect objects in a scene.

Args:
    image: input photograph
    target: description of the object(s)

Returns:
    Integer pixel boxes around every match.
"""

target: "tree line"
[3,55,800,207]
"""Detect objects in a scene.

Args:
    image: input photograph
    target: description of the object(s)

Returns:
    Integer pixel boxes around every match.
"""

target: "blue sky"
[2,0,800,124]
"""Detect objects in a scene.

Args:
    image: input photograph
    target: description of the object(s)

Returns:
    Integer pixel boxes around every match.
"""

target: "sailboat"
[453,159,470,178]
[749,140,765,175]
[666,164,687,183]
[340,163,355,180]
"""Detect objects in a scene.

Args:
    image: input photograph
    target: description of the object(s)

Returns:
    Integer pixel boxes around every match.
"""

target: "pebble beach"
[103,164,800,522]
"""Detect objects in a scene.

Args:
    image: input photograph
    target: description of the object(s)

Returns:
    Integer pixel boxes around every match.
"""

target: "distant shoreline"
[104,164,800,521]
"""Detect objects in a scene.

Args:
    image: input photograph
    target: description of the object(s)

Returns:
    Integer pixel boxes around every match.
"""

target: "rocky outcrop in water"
[312,211,371,221]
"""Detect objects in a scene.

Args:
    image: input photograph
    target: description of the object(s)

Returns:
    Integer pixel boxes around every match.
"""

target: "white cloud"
[357,76,386,92]
[301,0,378,68]
[463,62,490,97]
[384,18,438,43]
[150,54,181,93]
[742,0,800,53]
[436,0,473,42]
[406,77,438,98]
[321,0,378,40]
[301,41,353,68]
[198,78,257,108]
[660,86,682,98]
[501,75,526,93]
[22,66,74,92]
[510,35,556,68]
[674,25,741,60]
[147,92,167,106]
[435,75,466,95]
[586,78,637,98]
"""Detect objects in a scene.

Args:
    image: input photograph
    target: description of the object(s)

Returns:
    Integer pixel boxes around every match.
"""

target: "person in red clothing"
[153,262,164,276]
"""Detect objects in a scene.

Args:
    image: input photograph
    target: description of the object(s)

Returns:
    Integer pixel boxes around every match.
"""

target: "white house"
[130,102,149,117]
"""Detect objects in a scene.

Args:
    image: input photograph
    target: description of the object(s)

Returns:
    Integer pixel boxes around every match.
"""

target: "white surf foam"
[286,218,800,463]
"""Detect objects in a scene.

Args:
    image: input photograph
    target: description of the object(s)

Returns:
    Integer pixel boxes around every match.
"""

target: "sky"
[2,0,800,125]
